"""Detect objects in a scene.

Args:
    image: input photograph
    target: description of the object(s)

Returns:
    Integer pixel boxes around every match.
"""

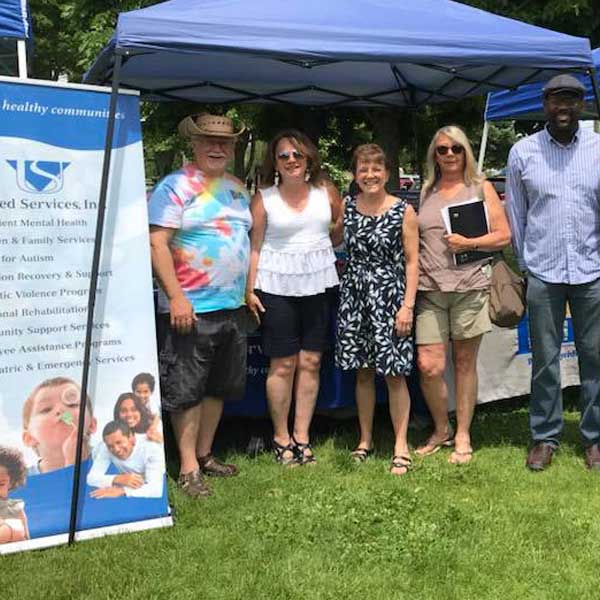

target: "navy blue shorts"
[256,290,332,358]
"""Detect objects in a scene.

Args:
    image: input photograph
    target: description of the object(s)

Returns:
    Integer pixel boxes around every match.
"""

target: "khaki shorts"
[415,289,491,345]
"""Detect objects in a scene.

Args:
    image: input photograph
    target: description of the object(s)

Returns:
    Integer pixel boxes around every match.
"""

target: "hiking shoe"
[198,454,239,477]
[177,469,212,497]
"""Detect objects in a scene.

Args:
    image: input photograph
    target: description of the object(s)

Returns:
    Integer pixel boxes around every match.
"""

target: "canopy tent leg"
[478,120,490,174]
[411,110,422,184]
[17,39,27,79]
[68,51,124,546]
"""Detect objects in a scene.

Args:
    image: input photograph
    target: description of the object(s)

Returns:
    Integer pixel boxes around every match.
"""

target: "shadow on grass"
[162,385,585,479]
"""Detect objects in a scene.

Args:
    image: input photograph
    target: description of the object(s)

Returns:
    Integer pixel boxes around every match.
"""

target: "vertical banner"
[0,77,171,554]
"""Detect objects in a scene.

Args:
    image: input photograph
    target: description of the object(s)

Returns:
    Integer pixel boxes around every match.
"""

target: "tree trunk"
[154,150,175,180]
[370,110,401,191]
[233,129,251,179]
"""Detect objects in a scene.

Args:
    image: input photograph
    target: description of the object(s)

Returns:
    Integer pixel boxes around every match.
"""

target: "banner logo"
[7,160,71,194]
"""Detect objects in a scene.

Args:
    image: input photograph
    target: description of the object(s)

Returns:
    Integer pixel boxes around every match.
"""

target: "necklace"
[357,194,392,217]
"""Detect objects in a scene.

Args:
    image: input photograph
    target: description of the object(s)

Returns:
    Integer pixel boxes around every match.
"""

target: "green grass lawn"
[4,405,600,600]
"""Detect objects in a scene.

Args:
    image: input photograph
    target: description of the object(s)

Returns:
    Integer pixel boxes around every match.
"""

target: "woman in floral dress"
[334,144,419,475]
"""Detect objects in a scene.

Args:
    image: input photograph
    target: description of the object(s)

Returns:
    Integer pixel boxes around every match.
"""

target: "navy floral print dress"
[335,195,413,376]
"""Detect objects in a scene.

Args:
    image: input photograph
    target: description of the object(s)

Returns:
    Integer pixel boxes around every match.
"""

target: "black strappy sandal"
[292,437,316,466]
[390,454,412,476]
[350,447,373,463]
[272,439,299,466]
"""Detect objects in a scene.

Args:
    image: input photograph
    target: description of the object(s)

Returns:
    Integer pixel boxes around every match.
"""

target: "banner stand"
[68,52,124,546]
[0,73,171,554]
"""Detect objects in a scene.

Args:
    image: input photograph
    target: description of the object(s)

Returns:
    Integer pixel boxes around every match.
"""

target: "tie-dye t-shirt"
[148,164,252,314]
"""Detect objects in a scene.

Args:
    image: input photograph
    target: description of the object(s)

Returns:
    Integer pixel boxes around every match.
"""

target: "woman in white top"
[246,130,341,465]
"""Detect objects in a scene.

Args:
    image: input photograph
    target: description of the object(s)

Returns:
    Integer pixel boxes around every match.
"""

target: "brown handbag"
[489,253,526,328]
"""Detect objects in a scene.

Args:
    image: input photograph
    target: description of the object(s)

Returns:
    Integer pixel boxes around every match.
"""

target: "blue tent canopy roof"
[85,0,594,108]
[0,0,30,39]
[485,48,600,121]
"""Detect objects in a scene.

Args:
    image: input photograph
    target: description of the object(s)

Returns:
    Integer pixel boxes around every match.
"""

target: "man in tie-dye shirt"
[148,113,252,498]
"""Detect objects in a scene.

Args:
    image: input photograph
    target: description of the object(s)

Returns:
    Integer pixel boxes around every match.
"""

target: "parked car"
[488,175,506,201]
[399,174,420,191]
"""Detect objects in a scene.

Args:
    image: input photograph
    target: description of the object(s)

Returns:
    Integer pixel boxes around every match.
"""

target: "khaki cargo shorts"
[415,289,491,345]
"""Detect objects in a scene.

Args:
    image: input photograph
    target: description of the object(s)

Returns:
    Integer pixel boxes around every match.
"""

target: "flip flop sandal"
[390,454,413,475]
[415,431,455,457]
[448,449,473,465]
[350,447,373,463]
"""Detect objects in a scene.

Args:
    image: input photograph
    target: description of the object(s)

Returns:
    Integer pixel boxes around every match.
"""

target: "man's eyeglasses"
[277,150,304,161]
[435,144,464,156]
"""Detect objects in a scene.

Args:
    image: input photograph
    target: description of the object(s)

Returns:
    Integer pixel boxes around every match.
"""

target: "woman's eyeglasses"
[435,144,464,156]
[277,150,304,161]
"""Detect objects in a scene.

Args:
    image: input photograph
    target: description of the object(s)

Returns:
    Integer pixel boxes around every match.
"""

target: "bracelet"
[402,304,414,310]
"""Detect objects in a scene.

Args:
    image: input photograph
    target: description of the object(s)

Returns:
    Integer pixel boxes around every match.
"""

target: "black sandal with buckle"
[390,454,412,476]
[292,436,316,466]
[272,439,299,466]
[350,447,373,463]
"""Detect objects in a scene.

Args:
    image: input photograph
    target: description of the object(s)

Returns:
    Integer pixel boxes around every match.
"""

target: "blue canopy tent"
[477,48,600,170]
[85,0,594,107]
[80,0,597,413]
[0,0,31,78]
[485,48,600,122]
[66,4,596,541]
[35,0,596,549]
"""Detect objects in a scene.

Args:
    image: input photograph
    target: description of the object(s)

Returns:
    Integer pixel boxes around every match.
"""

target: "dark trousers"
[527,275,600,446]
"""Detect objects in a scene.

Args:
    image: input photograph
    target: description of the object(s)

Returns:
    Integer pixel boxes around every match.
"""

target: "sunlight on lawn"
[4,409,599,600]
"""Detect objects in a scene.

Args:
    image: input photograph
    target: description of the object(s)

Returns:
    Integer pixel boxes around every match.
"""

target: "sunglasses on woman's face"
[277,150,304,161]
[435,144,464,156]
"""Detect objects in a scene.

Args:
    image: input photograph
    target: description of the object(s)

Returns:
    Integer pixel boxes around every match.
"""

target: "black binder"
[447,200,493,266]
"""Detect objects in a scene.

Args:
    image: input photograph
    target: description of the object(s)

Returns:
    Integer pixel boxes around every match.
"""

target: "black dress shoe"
[526,442,554,471]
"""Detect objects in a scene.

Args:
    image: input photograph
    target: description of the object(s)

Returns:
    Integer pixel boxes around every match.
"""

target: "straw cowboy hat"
[178,113,246,138]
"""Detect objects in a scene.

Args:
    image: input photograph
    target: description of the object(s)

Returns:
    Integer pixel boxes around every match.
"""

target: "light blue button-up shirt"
[506,125,600,285]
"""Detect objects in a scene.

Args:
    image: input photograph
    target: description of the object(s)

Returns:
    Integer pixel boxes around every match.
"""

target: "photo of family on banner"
[0,76,172,554]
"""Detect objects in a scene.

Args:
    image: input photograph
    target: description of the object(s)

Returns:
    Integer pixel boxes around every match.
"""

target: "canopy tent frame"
[0,34,28,78]
[93,49,593,110]
[16,38,26,78]
[67,52,123,546]
[0,0,31,78]
[72,0,596,545]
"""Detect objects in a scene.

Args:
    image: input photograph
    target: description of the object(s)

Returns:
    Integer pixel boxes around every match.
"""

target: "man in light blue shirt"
[87,420,166,498]
[506,74,600,471]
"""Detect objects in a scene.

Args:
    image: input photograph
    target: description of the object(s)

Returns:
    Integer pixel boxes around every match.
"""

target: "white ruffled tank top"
[255,184,339,296]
